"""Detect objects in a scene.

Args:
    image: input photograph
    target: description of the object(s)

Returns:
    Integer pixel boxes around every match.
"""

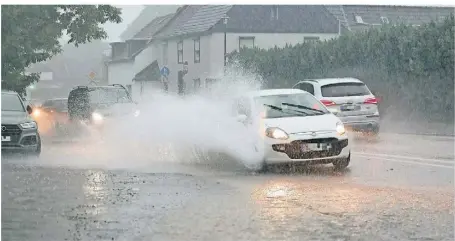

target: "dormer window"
[271,6,279,20]
[354,15,364,24]
[380,16,390,24]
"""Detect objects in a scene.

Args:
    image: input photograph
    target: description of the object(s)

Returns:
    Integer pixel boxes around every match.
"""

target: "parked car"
[292,78,380,135]
[231,88,350,171]
[1,91,41,156]
[67,84,140,128]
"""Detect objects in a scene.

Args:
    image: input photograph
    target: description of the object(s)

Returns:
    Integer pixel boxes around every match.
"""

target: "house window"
[270,6,278,20]
[177,40,183,64]
[162,41,168,65]
[239,37,255,50]
[354,15,364,24]
[304,37,320,44]
[194,38,200,63]
[380,16,390,24]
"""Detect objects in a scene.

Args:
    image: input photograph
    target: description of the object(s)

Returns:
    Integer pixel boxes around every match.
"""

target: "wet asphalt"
[1,132,454,241]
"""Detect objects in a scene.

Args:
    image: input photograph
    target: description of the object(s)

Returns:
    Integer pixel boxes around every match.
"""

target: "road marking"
[353,153,454,169]
[353,152,454,164]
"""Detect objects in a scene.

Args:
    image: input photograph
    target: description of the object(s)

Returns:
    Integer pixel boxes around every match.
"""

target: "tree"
[1,5,122,96]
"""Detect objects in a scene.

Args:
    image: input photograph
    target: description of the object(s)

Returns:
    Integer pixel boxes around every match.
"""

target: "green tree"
[1,5,122,96]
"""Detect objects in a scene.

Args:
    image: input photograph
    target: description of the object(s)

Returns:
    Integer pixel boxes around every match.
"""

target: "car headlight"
[32,109,41,117]
[20,121,37,129]
[265,127,289,140]
[134,110,140,117]
[91,112,104,122]
[336,122,346,135]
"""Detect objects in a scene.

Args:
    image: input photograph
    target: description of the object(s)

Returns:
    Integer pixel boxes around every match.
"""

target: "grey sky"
[103,5,144,42]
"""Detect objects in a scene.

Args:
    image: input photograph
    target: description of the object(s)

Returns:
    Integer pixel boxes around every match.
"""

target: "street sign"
[88,71,96,80]
[160,66,170,77]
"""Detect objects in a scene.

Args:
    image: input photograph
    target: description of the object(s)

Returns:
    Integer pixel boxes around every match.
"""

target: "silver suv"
[1,91,41,156]
[293,78,380,135]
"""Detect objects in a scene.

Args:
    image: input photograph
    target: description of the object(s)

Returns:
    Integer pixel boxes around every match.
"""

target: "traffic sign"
[160,66,170,77]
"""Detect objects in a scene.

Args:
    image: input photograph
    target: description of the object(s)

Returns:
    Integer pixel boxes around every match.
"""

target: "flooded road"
[2,133,454,241]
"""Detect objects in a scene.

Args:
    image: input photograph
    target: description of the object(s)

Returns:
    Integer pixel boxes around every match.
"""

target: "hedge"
[228,14,455,123]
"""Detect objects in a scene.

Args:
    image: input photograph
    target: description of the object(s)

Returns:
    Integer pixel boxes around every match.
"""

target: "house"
[143,5,343,95]
[107,13,175,100]
[108,5,454,97]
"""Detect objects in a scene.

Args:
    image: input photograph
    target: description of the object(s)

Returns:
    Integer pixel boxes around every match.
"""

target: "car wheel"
[30,134,41,158]
[333,153,350,170]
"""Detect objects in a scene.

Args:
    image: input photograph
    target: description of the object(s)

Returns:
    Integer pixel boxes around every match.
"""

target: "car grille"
[272,138,349,159]
[1,124,22,145]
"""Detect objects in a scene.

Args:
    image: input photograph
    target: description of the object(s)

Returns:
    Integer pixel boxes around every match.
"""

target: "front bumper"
[1,125,40,152]
[262,131,350,164]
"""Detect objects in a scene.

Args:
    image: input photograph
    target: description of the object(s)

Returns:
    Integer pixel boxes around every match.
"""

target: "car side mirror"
[26,105,33,114]
[236,114,248,124]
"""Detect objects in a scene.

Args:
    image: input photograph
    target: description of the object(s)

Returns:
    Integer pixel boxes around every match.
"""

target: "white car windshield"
[254,92,329,119]
[1,93,25,112]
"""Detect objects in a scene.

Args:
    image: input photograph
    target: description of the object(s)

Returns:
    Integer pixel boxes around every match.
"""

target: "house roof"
[133,60,160,81]
[154,5,203,39]
[326,5,454,29]
[132,13,175,39]
[119,5,182,41]
[155,5,341,39]
[176,5,233,35]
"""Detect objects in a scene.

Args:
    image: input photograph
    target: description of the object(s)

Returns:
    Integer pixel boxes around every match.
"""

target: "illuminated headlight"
[336,122,346,135]
[133,110,140,117]
[265,127,289,140]
[20,122,37,129]
[32,109,41,117]
[91,112,104,123]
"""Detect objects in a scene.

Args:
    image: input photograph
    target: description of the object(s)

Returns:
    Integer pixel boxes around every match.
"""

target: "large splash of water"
[90,70,267,170]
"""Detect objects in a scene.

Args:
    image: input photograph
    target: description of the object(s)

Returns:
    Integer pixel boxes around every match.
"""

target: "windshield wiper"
[281,103,326,115]
[263,104,308,116]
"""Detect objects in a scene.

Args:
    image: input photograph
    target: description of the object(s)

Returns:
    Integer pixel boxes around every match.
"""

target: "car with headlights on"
[1,91,41,156]
[67,84,140,128]
[232,88,350,171]
[293,78,380,135]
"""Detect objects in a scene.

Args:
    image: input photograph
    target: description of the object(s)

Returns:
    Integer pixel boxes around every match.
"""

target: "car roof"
[245,88,307,98]
[299,77,364,86]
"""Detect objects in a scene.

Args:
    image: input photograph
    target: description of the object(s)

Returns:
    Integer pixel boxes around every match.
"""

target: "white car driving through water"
[232,88,350,171]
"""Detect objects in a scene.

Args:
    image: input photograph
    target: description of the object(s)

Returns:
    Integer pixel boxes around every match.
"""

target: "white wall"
[107,61,134,86]
[133,44,155,76]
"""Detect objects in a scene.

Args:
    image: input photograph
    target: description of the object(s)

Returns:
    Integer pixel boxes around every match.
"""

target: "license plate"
[301,143,332,152]
[340,105,360,111]
[1,136,11,142]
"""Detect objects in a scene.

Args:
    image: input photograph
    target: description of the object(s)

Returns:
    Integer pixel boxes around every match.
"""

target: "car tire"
[30,134,41,158]
[333,153,350,170]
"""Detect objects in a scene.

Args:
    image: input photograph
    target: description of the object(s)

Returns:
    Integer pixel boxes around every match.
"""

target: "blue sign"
[160,66,170,77]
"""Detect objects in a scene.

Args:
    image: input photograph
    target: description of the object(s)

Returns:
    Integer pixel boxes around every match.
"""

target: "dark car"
[1,91,41,156]
[68,84,139,126]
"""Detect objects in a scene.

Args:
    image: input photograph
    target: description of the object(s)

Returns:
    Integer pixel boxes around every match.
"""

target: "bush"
[228,14,454,123]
